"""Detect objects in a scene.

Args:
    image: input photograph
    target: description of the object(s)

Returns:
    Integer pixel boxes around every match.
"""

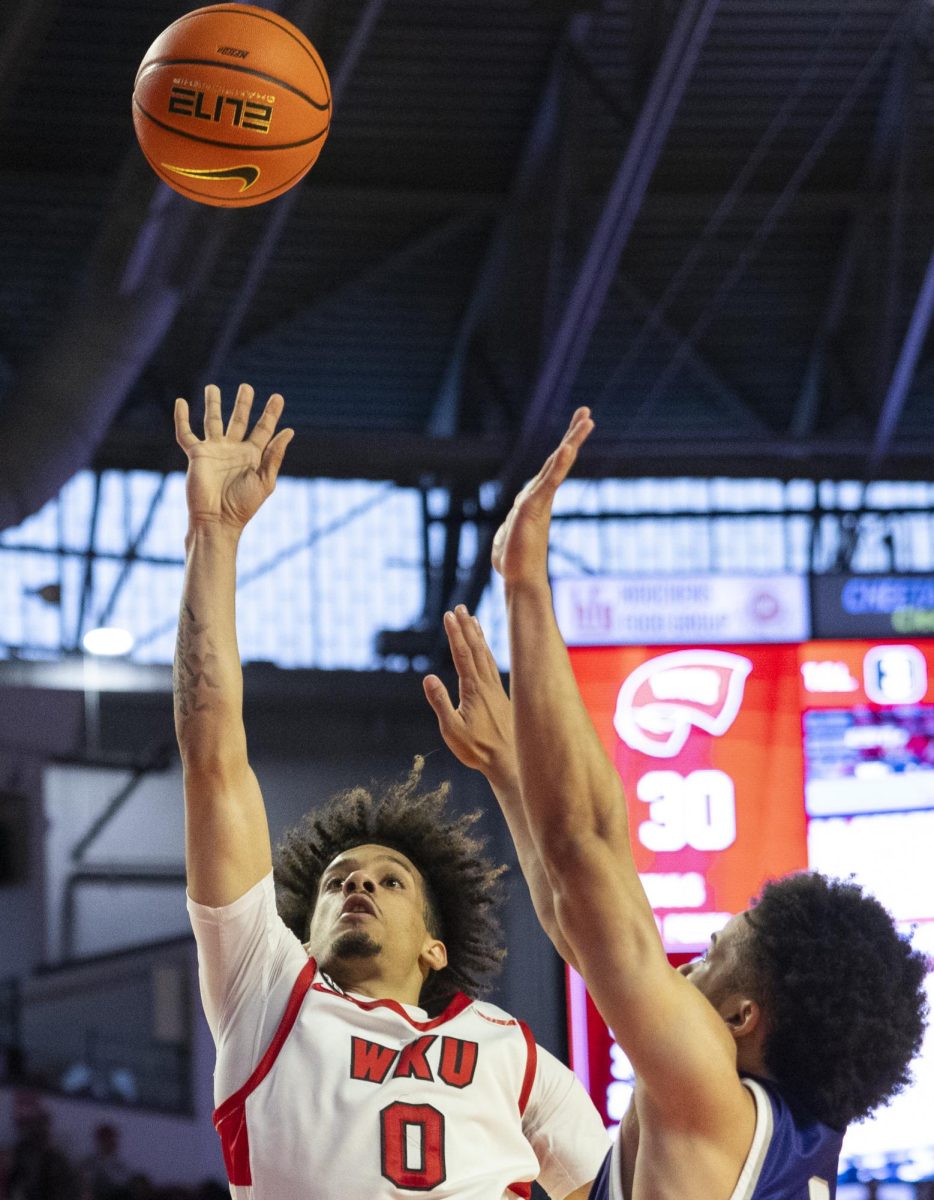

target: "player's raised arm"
[423,607,580,970]
[496,410,751,1134]
[173,383,294,907]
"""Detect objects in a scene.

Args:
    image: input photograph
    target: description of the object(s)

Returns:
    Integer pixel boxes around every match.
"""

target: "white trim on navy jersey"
[729,1077,774,1200]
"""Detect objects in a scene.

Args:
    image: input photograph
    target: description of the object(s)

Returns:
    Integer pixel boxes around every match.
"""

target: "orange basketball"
[132,4,331,208]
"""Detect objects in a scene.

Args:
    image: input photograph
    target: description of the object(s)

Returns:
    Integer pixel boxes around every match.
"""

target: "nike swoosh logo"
[162,164,260,191]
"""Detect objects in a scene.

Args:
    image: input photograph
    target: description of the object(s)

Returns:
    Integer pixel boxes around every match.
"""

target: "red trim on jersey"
[310,980,473,1030]
[517,1020,537,1116]
[212,957,317,1185]
[507,1184,533,1199]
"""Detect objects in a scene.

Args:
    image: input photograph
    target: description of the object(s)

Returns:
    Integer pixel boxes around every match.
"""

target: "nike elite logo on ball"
[162,164,260,192]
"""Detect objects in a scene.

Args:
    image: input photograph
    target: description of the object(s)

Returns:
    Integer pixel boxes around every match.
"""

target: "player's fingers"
[453,607,496,680]
[526,408,593,497]
[258,428,294,491]
[174,398,198,451]
[540,408,594,488]
[225,382,255,441]
[248,392,285,449]
[203,383,224,439]
[443,610,477,683]
[422,674,458,730]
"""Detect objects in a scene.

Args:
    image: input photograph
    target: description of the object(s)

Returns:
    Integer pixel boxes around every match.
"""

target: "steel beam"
[597,1,855,422]
[616,277,768,433]
[868,245,934,472]
[446,0,722,627]
[427,17,585,436]
[791,32,911,438]
[625,7,907,433]
[195,0,390,388]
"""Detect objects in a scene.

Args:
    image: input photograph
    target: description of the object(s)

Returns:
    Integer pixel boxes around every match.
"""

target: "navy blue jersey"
[589,1076,844,1200]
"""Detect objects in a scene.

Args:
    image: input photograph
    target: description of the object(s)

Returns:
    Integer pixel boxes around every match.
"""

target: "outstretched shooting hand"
[174,383,294,531]
[492,407,594,585]
[423,607,517,791]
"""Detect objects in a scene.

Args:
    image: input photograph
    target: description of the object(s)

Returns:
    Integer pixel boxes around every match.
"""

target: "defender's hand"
[492,407,593,585]
[175,383,294,531]
[423,607,517,790]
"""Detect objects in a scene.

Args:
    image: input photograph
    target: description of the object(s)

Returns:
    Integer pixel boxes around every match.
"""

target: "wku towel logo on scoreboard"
[614,650,753,758]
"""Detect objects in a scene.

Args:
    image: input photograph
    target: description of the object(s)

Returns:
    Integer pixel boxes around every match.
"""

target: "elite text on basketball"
[168,85,273,134]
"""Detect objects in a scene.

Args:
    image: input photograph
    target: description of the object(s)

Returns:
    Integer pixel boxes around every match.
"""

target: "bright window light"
[82,627,135,657]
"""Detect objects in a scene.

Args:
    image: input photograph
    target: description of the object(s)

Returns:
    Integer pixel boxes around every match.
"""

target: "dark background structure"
[2,1,934,609]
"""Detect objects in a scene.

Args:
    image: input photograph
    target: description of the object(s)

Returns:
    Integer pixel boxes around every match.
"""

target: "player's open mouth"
[341,897,377,918]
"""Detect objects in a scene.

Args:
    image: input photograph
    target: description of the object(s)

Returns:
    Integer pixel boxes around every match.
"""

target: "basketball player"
[423,407,929,1200]
[172,383,609,1200]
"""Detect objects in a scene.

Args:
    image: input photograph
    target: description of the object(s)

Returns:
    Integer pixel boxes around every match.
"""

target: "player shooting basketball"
[423,408,929,1200]
[172,383,608,1200]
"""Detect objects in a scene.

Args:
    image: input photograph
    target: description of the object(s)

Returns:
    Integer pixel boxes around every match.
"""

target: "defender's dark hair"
[274,758,506,1013]
[743,873,929,1130]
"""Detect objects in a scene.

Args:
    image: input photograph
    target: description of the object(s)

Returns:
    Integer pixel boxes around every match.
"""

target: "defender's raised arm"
[495,410,753,1142]
[173,383,293,907]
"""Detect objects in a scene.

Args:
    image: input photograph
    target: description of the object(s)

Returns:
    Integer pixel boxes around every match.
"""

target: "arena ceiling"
[2,0,934,540]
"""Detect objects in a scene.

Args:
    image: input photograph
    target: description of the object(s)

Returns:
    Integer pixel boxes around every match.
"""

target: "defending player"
[172,383,608,1200]
[423,408,929,1200]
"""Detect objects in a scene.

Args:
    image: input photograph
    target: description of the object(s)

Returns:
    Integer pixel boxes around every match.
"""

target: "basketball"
[132,4,331,208]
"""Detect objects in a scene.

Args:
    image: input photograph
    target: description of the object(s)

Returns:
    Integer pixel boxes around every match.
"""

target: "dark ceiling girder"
[870,24,916,430]
[195,0,390,388]
[868,245,934,472]
[87,424,934,485]
[0,0,386,536]
[404,14,591,645]
[232,209,485,360]
[623,5,908,434]
[791,14,915,439]
[596,0,855,420]
[510,0,722,466]
[444,0,722,629]
[0,172,217,533]
[616,276,769,434]
[427,14,586,437]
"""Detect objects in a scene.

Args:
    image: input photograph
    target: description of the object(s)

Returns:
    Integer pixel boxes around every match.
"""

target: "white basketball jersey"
[214,959,543,1199]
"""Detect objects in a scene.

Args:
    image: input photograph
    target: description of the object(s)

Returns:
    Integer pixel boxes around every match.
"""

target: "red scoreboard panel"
[566,639,934,1178]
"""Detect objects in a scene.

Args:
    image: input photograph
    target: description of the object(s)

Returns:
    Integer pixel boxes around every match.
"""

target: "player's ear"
[421,937,448,974]
[723,995,761,1040]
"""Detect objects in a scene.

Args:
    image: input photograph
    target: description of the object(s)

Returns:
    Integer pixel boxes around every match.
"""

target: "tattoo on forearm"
[174,602,221,719]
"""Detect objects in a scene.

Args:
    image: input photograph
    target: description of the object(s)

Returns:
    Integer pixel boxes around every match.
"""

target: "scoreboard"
[565,638,934,1182]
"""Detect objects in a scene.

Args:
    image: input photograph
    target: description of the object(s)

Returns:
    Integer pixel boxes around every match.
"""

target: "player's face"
[307,843,445,983]
[679,912,751,1014]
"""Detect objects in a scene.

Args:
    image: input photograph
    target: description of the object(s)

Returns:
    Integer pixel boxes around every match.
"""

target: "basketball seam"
[153,6,329,89]
[135,58,330,111]
[132,96,329,152]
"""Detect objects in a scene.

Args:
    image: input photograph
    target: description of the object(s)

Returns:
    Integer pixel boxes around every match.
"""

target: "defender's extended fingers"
[203,383,225,439]
[225,383,255,441]
[442,610,477,680]
[453,607,498,681]
[535,407,594,492]
[247,392,286,449]
[422,674,457,727]
[174,398,198,452]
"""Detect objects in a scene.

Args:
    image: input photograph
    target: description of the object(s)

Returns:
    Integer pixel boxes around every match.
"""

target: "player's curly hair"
[274,757,506,1013]
[741,873,929,1130]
